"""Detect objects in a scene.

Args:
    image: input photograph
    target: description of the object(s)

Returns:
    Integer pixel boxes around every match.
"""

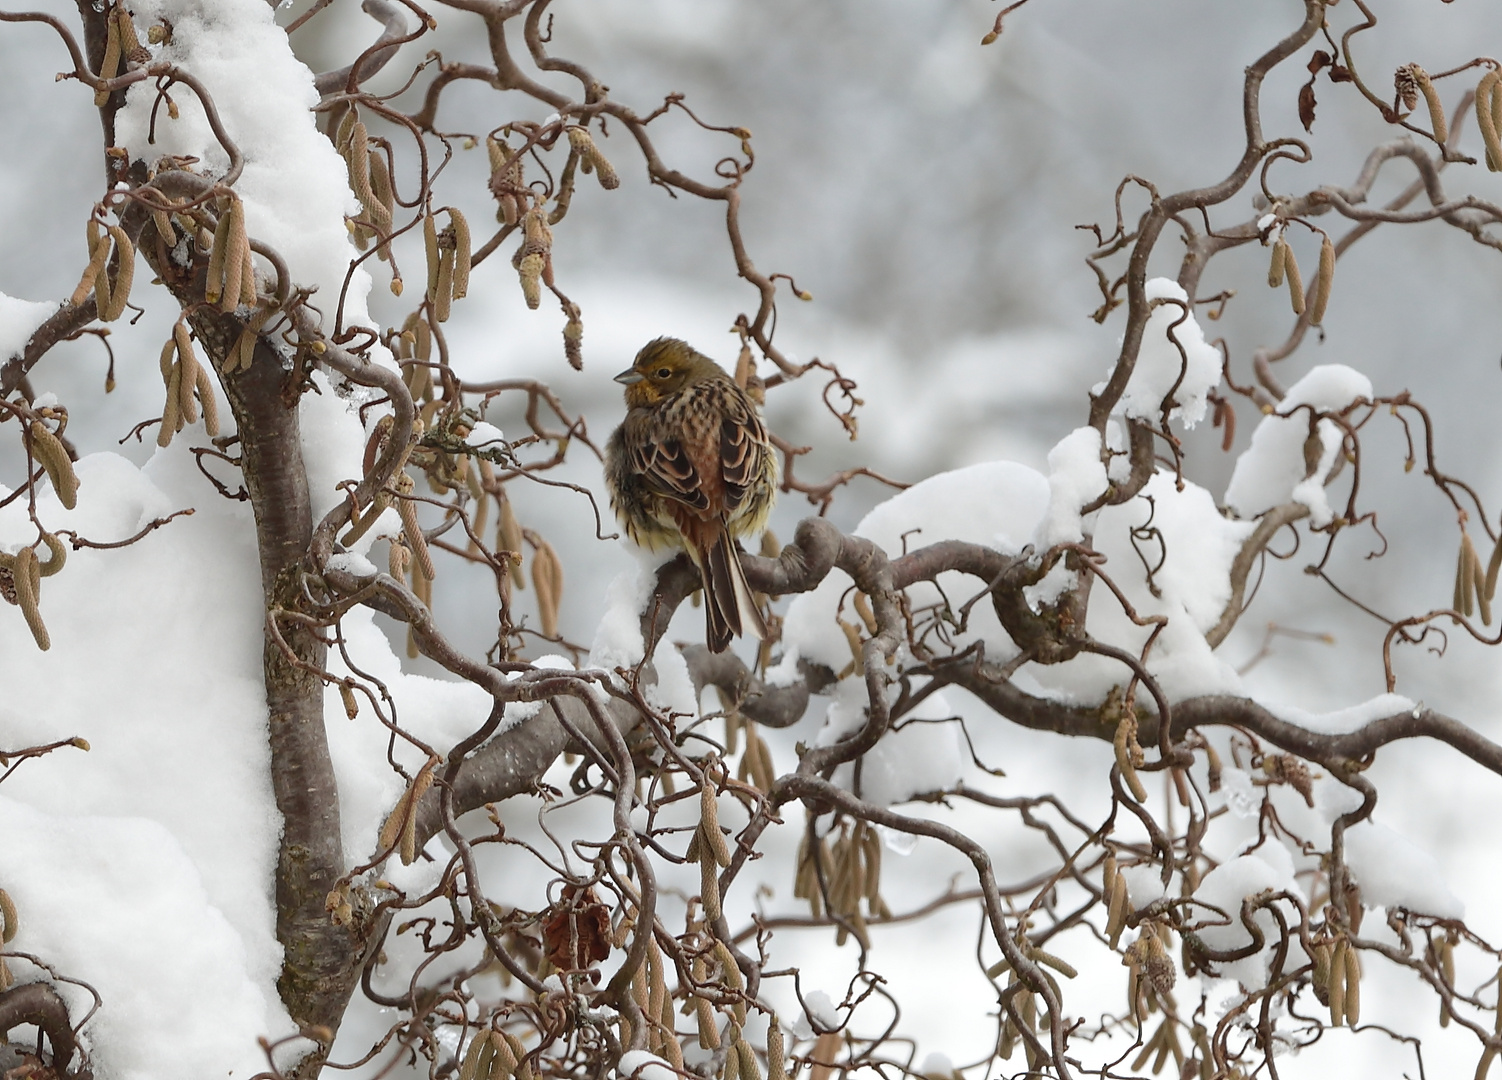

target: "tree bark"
[195,314,355,1061]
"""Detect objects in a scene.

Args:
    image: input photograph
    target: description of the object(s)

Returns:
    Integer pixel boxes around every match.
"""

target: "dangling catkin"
[457,1030,494,1080]
[37,532,67,578]
[1308,234,1335,326]
[0,889,16,944]
[94,12,120,106]
[1478,70,1502,171]
[13,546,48,650]
[1412,66,1448,144]
[1284,242,1306,316]
[70,219,111,308]
[27,422,78,510]
[1267,235,1291,286]
[530,537,563,636]
[765,1019,788,1080]
[450,208,472,299]
[100,226,135,321]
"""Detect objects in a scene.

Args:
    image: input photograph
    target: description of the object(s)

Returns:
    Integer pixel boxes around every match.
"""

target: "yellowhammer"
[605,337,778,652]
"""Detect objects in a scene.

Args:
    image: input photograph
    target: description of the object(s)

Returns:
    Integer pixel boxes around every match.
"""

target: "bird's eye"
[656,367,672,379]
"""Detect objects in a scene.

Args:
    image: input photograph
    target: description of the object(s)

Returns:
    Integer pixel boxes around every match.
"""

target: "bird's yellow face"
[615,337,719,408]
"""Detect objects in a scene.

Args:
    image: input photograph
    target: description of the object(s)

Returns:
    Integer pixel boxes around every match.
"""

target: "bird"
[605,337,778,653]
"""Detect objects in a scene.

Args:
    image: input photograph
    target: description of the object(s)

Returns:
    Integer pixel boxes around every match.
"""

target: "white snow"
[114,0,371,333]
[815,677,871,748]
[0,292,58,361]
[112,2,402,556]
[1026,471,1251,705]
[0,449,515,1073]
[785,455,1251,778]
[0,798,285,1080]
[1104,419,1132,484]
[617,1051,679,1080]
[649,638,700,719]
[327,550,378,576]
[802,989,840,1032]
[588,554,660,672]
[324,607,493,866]
[1257,692,1416,735]
[0,447,294,1071]
[1224,364,1372,527]
[832,687,965,806]
[586,555,699,720]
[1034,426,1105,549]
[1345,821,1464,919]
[465,421,507,450]
[1119,862,1168,910]
[1190,849,1305,991]
[782,460,1051,674]
[1132,476,1252,633]
[1097,277,1221,427]
[487,653,580,730]
[763,645,802,688]
[1218,767,1260,820]
[300,370,384,533]
[0,431,639,1076]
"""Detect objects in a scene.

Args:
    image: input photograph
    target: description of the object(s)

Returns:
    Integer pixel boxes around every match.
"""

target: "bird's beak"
[614,368,645,385]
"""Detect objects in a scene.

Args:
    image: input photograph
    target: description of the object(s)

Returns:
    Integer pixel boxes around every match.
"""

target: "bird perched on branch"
[605,337,778,652]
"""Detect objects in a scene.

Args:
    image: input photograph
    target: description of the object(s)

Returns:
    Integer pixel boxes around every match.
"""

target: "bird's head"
[615,337,721,407]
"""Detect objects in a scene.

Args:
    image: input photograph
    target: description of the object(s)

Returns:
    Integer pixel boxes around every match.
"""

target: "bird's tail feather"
[703,524,766,653]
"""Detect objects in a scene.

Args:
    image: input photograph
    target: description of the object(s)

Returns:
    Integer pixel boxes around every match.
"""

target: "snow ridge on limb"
[677,516,1502,782]
[1225,364,1373,527]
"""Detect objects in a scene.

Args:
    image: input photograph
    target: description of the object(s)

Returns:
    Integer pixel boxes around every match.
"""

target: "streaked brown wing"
[719,391,766,514]
[624,410,712,513]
